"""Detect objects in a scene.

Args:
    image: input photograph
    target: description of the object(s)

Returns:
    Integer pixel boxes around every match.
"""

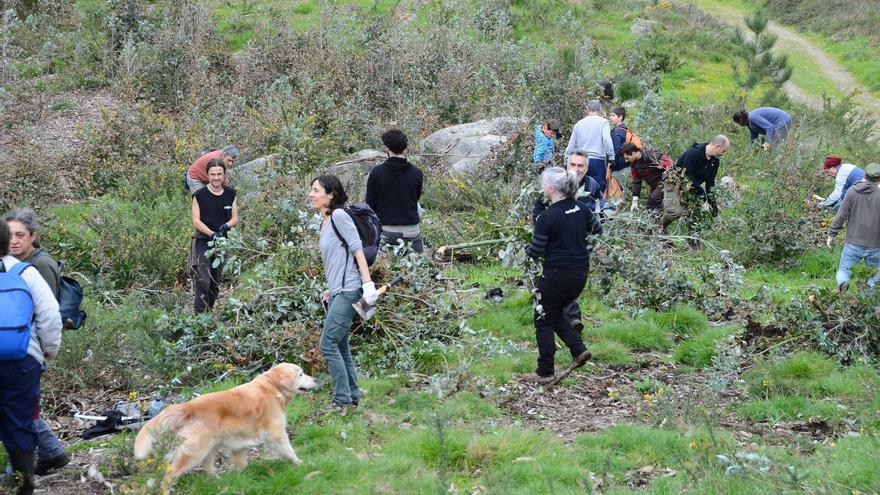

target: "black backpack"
[53,259,86,330]
[330,204,382,285]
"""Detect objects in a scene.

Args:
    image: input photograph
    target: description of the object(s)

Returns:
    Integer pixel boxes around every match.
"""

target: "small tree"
[731,9,792,104]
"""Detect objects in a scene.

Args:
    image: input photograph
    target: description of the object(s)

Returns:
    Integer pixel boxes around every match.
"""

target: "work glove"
[218,223,229,236]
[826,237,834,248]
[630,197,639,212]
[362,281,379,305]
[210,231,222,242]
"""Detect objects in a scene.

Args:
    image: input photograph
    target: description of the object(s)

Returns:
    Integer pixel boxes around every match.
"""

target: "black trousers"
[534,266,589,376]
[191,238,223,314]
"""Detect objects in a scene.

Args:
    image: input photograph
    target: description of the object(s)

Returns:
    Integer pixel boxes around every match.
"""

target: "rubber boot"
[8,450,35,495]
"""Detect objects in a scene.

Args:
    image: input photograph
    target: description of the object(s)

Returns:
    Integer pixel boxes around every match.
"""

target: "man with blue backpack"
[1,219,63,495]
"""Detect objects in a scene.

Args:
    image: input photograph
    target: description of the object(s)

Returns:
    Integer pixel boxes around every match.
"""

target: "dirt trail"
[690,1,880,132]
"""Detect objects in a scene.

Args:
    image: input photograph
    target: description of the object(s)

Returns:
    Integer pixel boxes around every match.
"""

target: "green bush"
[44,194,190,288]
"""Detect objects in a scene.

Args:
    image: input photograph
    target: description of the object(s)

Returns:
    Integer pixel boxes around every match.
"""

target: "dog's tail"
[134,405,189,459]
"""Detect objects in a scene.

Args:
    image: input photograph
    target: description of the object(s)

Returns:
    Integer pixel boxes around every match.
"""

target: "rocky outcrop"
[422,117,528,173]
[327,149,387,202]
[630,19,658,35]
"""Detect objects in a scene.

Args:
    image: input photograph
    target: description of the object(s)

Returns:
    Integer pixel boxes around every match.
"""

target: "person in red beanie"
[819,156,864,211]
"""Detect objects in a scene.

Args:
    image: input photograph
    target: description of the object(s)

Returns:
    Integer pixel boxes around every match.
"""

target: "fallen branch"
[435,238,511,254]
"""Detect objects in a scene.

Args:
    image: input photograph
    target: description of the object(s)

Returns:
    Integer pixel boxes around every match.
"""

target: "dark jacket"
[629,146,665,198]
[828,181,880,248]
[610,123,629,172]
[676,143,720,199]
[532,175,601,221]
[527,198,602,270]
[365,156,424,226]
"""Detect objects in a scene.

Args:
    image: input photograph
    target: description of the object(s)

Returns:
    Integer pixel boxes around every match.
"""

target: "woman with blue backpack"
[309,175,379,415]
[1,219,63,495]
[4,209,71,478]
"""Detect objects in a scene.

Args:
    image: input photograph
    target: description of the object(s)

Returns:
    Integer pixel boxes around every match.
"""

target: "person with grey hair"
[3,208,70,477]
[563,100,615,196]
[522,167,602,383]
[185,145,239,194]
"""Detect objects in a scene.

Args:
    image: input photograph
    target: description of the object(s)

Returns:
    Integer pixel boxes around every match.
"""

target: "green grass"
[672,325,736,368]
[736,395,845,422]
[467,290,532,340]
[590,340,635,365]
[586,319,673,351]
[647,305,709,335]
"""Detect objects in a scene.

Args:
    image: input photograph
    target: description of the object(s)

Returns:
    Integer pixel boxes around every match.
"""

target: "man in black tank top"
[189,158,239,313]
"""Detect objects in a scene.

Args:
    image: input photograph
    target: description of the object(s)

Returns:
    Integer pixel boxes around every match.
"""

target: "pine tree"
[731,10,793,104]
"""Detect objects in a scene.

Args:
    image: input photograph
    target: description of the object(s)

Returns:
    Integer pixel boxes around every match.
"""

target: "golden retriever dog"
[134,363,316,482]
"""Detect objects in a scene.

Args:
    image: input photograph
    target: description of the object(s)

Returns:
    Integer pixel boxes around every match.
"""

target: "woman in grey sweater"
[309,175,378,414]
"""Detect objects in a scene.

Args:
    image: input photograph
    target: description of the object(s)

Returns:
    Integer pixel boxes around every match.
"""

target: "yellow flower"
[689,441,696,449]
[128,391,138,401]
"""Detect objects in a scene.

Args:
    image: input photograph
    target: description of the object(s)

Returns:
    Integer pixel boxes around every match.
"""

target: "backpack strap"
[8,261,31,277]
[329,211,352,288]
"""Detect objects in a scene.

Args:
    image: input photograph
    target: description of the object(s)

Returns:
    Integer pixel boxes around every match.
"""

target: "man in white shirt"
[564,100,615,196]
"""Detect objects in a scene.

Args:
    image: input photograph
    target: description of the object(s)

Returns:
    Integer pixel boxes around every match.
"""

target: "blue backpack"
[0,262,35,361]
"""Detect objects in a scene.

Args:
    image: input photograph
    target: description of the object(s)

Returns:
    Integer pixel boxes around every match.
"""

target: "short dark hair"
[611,107,626,120]
[205,157,227,175]
[0,220,10,257]
[312,174,348,211]
[620,141,641,156]
[381,129,408,154]
[732,109,749,126]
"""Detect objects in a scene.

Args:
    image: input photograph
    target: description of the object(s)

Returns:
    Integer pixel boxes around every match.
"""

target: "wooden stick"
[435,238,510,254]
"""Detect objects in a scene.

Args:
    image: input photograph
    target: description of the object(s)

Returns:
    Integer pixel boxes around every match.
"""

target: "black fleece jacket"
[365,156,424,226]
[675,143,720,199]
[527,198,602,270]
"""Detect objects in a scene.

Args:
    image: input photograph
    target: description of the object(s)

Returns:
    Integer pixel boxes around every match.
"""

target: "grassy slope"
[107,278,879,494]
[689,0,880,98]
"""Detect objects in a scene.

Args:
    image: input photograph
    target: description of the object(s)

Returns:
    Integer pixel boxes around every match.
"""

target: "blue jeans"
[836,243,880,287]
[320,289,362,405]
[0,355,41,454]
[587,158,608,196]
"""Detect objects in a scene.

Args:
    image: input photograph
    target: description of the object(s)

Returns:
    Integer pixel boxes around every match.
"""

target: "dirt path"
[688,1,880,133]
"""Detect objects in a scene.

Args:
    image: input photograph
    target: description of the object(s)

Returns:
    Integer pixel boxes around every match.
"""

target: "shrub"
[43,194,191,288]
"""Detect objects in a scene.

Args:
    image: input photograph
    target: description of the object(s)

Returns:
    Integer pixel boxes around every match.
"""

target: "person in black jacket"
[661,135,730,230]
[365,129,425,253]
[523,167,601,383]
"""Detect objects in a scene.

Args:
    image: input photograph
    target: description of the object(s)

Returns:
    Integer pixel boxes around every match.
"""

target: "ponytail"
[541,166,580,199]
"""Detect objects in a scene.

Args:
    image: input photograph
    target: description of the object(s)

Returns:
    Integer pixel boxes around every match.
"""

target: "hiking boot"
[317,401,349,416]
[34,452,69,476]
[838,282,849,293]
[572,350,592,370]
[8,450,35,495]
[570,319,584,333]
[519,372,554,384]
[351,397,360,407]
